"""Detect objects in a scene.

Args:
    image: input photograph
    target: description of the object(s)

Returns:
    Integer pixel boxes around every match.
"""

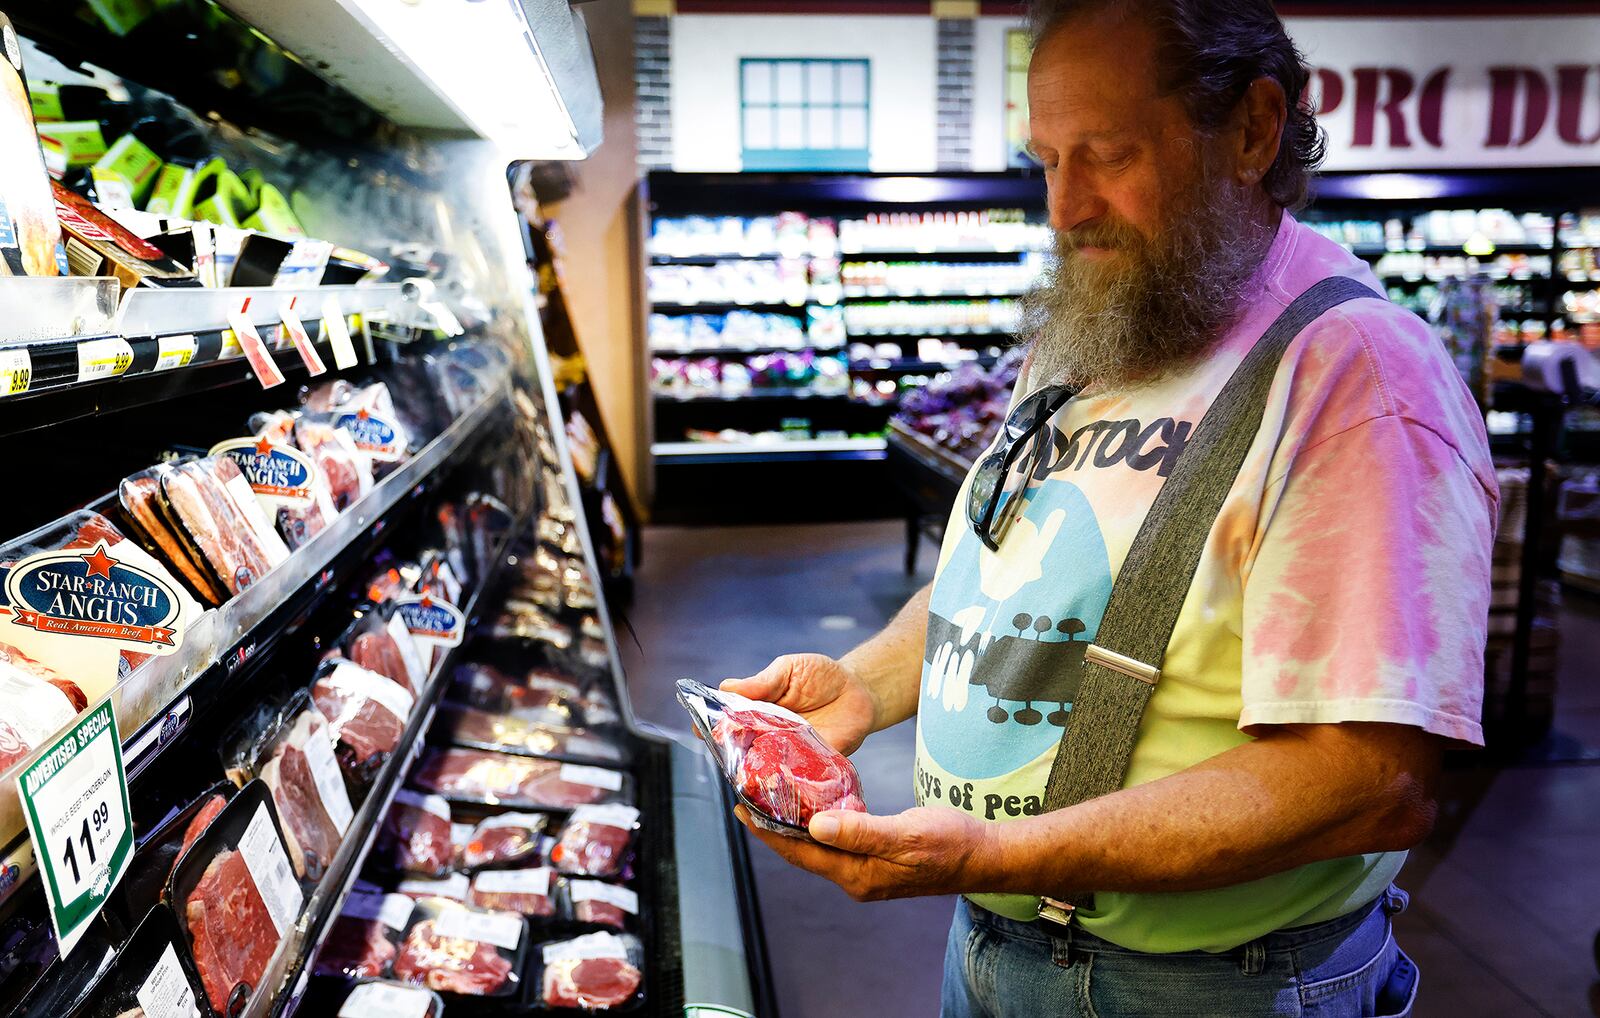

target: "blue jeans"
[941,888,1419,1017]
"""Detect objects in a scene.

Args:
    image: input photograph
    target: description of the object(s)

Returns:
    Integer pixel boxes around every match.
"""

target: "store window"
[740,58,870,171]
[1005,29,1036,168]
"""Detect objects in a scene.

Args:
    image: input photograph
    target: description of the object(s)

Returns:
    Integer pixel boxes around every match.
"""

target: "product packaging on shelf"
[448,661,586,730]
[467,863,559,917]
[390,896,526,999]
[549,804,638,879]
[677,678,867,839]
[331,978,444,1018]
[107,781,233,932]
[118,464,231,607]
[310,656,416,786]
[454,811,551,872]
[410,747,632,813]
[373,790,454,878]
[311,889,414,980]
[0,11,63,278]
[52,180,197,289]
[80,906,209,1018]
[536,931,644,1012]
[565,880,640,933]
[331,605,428,696]
[436,702,628,765]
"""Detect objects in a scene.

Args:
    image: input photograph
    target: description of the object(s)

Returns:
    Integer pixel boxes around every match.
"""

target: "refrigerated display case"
[0,4,769,1016]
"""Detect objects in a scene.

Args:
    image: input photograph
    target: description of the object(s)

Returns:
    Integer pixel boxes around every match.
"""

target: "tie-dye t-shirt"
[913,211,1498,952]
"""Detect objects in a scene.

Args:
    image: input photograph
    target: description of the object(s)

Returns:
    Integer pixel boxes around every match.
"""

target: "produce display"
[892,345,1027,462]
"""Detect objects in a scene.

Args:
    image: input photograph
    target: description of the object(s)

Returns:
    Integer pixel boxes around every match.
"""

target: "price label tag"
[75,337,134,383]
[225,299,285,389]
[338,981,435,1018]
[154,334,197,372]
[321,297,359,370]
[0,348,31,396]
[280,303,325,376]
[16,699,133,956]
[135,942,201,1018]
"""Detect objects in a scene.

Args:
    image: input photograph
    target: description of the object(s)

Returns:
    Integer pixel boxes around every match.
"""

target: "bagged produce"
[391,897,524,998]
[677,679,866,838]
[549,805,637,879]
[411,747,630,811]
[537,932,644,1011]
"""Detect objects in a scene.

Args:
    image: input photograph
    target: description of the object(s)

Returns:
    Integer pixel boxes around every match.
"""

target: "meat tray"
[106,780,235,935]
[390,895,527,1000]
[75,906,209,1018]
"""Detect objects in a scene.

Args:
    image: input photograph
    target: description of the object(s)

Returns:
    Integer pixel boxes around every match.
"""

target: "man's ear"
[1235,77,1287,187]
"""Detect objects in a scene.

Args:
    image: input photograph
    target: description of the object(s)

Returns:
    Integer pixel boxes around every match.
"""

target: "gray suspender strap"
[1036,276,1379,921]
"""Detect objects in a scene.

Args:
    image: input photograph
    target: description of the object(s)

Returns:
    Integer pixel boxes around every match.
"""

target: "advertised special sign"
[1287,15,1600,170]
[395,595,465,648]
[17,700,133,955]
[209,437,318,510]
[1,542,184,655]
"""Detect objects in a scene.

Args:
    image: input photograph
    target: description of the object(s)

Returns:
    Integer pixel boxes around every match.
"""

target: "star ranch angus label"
[335,408,404,463]
[209,437,317,510]
[395,595,464,648]
[1,543,184,655]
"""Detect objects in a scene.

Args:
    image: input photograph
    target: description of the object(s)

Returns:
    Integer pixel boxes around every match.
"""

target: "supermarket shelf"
[653,436,887,463]
[839,248,1040,261]
[116,283,403,339]
[0,276,120,345]
[846,325,1015,339]
[0,380,509,896]
[650,344,845,358]
[649,253,784,265]
[1349,243,1554,258]
[652,301,808,315]
[850,355,998,372]
[842,286,1032,299]
[654,388,859,402]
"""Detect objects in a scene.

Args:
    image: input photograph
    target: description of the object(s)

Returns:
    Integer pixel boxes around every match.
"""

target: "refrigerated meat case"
[0,4,770,1016]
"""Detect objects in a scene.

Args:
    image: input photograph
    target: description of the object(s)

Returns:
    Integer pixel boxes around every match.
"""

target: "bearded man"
[723,1,1497,1015]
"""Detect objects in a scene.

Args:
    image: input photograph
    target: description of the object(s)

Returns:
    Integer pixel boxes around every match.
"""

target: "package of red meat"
[415,551,462,605]
[448,662,586,729]
[373,790,454,877]
[106,782,233,931]
[328,978,445,1018]
[0,641,88,776]
[411,747,632,812]
[165,780,305,1017]
[549,804,638,879]
[311,657,416,785]
[454,811,550,872]
[391,896,526,999]
[223,693,354,883]
[294,413,374,511]
[311,890,414,979]
[332,607,428,697]
[117,465,230,607]
[436,703,627,766]
[159,458,285,598]
[563,880,640,933]
[396,870,470,902]
[676,679,867,840]
[468,864,559,918]
[80,906,210,1018]
[536,932,644,1012]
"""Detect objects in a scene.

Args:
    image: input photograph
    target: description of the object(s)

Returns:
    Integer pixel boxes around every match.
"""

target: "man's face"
[1022,8,1273,390]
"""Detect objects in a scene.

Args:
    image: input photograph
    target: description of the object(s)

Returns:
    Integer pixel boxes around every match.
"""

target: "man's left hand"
[736,804,995,901]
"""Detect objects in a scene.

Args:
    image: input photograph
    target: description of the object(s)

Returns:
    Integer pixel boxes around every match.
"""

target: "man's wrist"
[836,650,887,733]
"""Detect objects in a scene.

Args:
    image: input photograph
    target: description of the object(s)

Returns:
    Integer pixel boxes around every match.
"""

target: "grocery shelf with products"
[0,4,768,1018]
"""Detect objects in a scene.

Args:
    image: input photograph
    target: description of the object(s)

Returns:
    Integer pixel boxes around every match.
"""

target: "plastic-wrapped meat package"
[677,680,866,838]
[468,866,557,917]
[315,916,397,978]
[549,805,638,879]
[567,881,639,932]
[118,466,228,606]
[294,416,372,511]
[170,793,227,879]
[392,897,523,998]
[376,791,454,876]
[410,748,629,811]
[333,980,444,1018]
[184,849,281,1012]
[340,611,426,695]
[538,933,644,1011]
[437,704,625,765]
[256,710,353,881]
[160,460,274,597]
[312,658,415,782]
[0,643,86,772]
[449,663,583,729]
[455,812,548,871]
[416,553,461,605]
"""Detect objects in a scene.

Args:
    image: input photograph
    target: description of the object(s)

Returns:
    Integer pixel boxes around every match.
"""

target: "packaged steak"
[312,657,415,784]
[415,552,462,605]
[0,13,64,279]
[80,907,208,1018]
[536,932,644,1012]
[331,979,444,1018]
[0,641,87,773]
[166,781,304,1016]
[437,703,626,765]
[294,415,373,511]
[310,891,413,979]
[366,562,420,605]
[549,805,638,879]
[118,465,229,607]
[468,865,558,918]
[490,605,573,649]
[449,662,584,729]
[677,679,866,839]
[396,871,470,902]
[107,781,234,933]
[455,811,550,872]
[333,608,427,696]
[411,747,631,812]
[432,502,475,589]
[391,897,525,999]
[565,880,639,933]
[374,791,453,877]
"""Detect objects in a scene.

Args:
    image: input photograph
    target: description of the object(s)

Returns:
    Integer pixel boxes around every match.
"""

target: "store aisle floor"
[618,521,1600,1018]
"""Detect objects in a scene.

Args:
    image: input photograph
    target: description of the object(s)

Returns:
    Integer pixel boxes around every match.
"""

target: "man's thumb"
[810,810,891,854]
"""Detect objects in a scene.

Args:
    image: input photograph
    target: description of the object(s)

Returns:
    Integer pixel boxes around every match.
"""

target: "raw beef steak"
[711,708,865,826]
[393,920,513,995]
[411,749,616,809]
[377,793,453,875]
[184,850,279,1012]
[313,916,396,978]
[350,630,416,694]
[542,956,641,1010]
[260,713,344,880]
[170,794,227,879]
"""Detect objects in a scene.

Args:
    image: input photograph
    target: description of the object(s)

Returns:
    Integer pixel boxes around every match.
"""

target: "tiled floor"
[617,521,1600,1018]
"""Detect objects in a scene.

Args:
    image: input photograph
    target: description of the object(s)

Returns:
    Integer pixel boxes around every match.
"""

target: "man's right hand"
[721,653,879,756]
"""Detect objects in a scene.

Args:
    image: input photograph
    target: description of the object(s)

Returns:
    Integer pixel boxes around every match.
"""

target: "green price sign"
[16,699,133,956]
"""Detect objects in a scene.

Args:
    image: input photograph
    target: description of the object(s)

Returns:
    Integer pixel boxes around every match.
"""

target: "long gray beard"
[1019,175,1274,392]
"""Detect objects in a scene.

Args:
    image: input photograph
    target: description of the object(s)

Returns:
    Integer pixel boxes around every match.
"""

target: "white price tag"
[451,822,475,847]
[542,931,627,963]
[559,764,624,793]
[398,872,469,901]
[0,348,32,396]
[568,803,638,830]
[473,866,551,896]
[436,907,523,951]
[154,334,197,372]
[135,942,202,1018]
[321,298,360,370]
[226,299,285,388]
[385,614,429,691]
[568,880,639,914]
[395,789,450,821]
[222,473,290,567]
[323,660,416,723]
[477,811,546,832]
[338,981,435,1018]
[75,337,134,383]
[16,700,132,955]
[239,802,304,937]
[280,303,326,376]
[343,890,414,931]
[564,734,621,762]
[302,721,354,834]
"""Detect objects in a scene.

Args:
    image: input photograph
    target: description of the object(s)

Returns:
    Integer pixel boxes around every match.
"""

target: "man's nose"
[1046,166,1106,234]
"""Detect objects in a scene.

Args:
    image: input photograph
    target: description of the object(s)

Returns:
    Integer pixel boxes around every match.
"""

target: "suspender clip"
[1084,644,1161,686]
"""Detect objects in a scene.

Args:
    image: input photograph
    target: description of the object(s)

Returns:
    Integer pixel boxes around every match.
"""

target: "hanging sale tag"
[280,302,325,376]
[321,298,359,371]
[17,699,134,956]
[225,298,284,389]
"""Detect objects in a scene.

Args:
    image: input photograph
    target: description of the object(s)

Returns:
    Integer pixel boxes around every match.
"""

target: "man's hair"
[1030,0,1325,209]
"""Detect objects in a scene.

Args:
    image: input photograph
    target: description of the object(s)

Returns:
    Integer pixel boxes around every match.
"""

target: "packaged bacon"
[118,465,229,607]
[677,679,867,840]
[549,805,638,879]
[391,897,525,999]
[311,657,416,785]
[536,932,644,1012]
[311,890,413,979]
[437,704,626,766]
[455,811,550,872]
[411,748,631,813]
[565,880,640,933]
[468,865,558,918]
[374,791,454,877]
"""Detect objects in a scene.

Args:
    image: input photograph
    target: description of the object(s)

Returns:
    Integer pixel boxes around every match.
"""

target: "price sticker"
[154,334,197,372]
[135,942,201,1018]
[16,699,133,956]
[75,337,134,383]
[320,297,359,370]
[0,348,31,396]
[225,299,285,389]
[280,302,326,376]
